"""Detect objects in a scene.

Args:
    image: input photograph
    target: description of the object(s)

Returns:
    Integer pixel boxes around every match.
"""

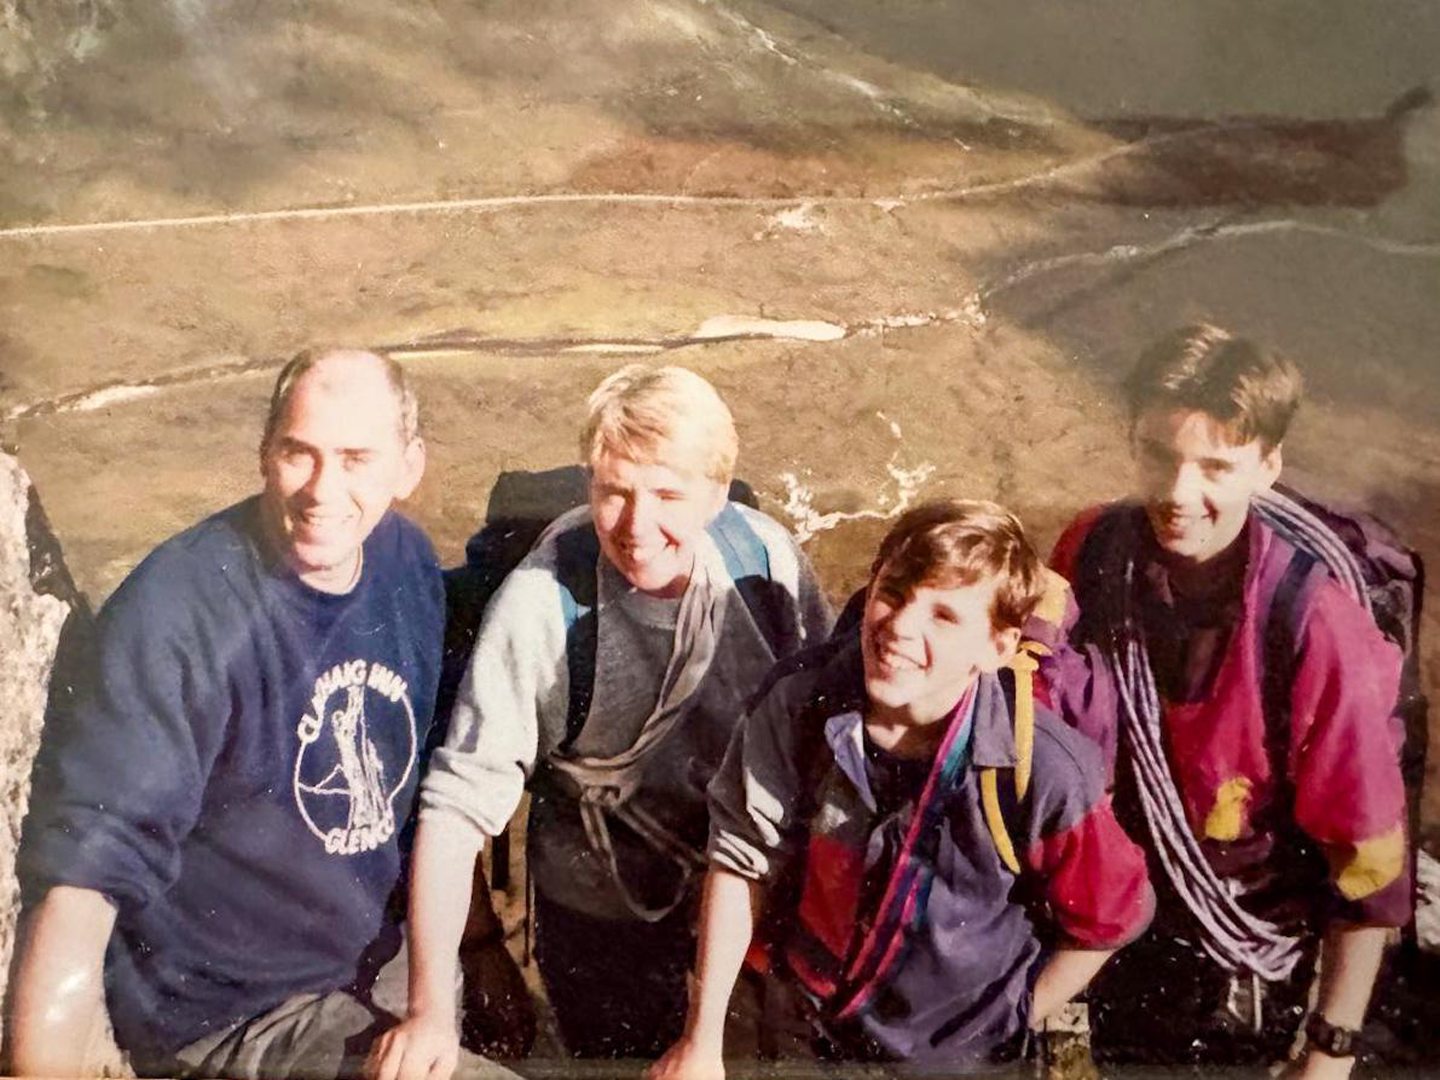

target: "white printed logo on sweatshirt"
[293,658,417,856]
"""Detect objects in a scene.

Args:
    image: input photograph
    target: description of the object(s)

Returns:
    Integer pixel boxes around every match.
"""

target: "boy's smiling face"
[861,571,1019,727]
[1133,406,1282,567]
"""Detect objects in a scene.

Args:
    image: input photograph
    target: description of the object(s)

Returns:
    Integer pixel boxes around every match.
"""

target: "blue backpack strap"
[707,503,792,656]
[708,502,769,582]
[553,523,601,751]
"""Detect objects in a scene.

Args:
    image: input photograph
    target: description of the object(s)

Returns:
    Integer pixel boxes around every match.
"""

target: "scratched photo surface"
[1,0,1439,1072]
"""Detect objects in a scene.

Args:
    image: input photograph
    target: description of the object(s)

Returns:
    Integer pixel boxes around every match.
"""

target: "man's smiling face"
[1133,406,1281,567]
[260,355,424,593]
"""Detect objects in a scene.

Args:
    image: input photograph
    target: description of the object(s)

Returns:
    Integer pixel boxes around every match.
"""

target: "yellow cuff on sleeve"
[1330,824,1407,901]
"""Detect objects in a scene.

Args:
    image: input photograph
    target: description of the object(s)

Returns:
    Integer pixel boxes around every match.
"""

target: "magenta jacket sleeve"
[1288,580,1410,925]
[1021,718,1154,949]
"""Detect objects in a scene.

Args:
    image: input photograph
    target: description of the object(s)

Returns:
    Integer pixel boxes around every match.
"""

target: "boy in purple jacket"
[654,499,1152,1078]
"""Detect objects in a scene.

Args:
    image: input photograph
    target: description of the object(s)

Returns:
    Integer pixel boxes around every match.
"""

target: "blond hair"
[581,365,738,484]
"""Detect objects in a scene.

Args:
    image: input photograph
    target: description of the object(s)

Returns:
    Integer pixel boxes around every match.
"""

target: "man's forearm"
[1313,923,1387,1029]
[7,886,117,1076]
[683,867,762,1050]
[1293,923,1389,1079]
[1028,947,1115,1031]
[405,818,485,1020]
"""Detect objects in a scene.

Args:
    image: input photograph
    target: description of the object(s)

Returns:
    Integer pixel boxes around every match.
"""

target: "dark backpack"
[1257,484,1428,863]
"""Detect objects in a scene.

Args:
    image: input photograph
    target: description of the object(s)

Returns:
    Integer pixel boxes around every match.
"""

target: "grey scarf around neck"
[548,540,772,921]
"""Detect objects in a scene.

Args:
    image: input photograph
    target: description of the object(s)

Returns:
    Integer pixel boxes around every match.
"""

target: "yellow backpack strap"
[984,640,1052,873]
[1007,640,1049,798]
[982,768,1021,874]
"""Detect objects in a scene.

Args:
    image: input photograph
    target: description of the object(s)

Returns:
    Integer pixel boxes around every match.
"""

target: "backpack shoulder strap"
[982,641,1048,875]
[1260,544,1326,802]
[709,503,792,655]
[981,769,1021,874]
[1069,504,1145,650]
[709,502,770,582]
[553,522,601,751]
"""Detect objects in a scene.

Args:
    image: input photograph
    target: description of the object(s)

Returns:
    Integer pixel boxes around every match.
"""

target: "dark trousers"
[533,890,694,1059]
[1089,931,1315,1069]
[148,941,517,1080]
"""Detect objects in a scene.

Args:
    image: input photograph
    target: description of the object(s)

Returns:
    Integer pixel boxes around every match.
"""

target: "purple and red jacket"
[707,632,1153,1069]
[1046,503,1410,932]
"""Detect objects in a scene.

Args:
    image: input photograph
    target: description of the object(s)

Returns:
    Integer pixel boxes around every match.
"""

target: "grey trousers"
[164,943,521,1080]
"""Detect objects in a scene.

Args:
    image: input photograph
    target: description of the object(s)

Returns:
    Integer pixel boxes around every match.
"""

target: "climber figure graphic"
[332,684,392,834]
[302,684,393,837]
[294,661,418,856]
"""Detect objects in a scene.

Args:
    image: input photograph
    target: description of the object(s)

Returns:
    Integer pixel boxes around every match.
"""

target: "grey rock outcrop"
[0,448,89,1046]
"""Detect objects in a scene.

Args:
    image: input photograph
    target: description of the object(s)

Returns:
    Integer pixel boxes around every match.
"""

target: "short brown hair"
[1124,324,1302,451]
[263,347,419,449]
[871,499,1044,632]
[581,364,738,484]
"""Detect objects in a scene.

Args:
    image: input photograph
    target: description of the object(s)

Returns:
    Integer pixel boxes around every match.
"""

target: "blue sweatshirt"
[18,497,444,1061]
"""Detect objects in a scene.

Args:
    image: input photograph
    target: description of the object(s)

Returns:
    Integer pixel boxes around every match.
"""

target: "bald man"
[9,350,508,1079]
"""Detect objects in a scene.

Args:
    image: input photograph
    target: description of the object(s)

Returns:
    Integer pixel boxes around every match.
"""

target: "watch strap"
[1305,1013,1360,1058]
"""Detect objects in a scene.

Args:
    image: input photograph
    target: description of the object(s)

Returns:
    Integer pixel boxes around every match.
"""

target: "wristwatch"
[1305,1014,1361,1058]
